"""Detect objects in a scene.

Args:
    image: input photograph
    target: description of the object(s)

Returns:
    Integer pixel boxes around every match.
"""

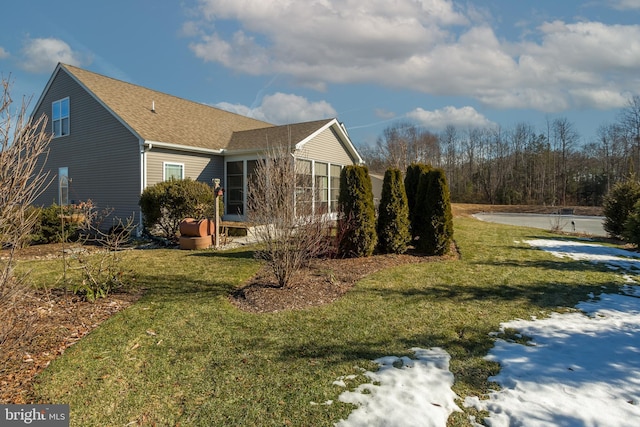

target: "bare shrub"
[61,203,136,301]
[246,145,333,288]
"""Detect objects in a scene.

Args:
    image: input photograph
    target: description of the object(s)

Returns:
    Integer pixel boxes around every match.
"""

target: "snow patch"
[464,239,640,426]
[335,347,461,427]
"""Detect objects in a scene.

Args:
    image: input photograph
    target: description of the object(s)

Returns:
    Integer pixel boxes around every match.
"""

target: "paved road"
[472,212,607,237]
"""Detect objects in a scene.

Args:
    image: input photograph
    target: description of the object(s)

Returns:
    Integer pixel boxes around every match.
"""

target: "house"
[31,63,363,229]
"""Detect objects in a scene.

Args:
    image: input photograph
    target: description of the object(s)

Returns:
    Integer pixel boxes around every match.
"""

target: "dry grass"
[452,203,603,217]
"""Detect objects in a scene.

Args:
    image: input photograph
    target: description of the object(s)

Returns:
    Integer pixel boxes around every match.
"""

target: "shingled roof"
[58,63,274,151]
[227,119,335,152]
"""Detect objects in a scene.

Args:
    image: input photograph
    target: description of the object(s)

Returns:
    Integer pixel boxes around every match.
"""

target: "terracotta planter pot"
[179,218,215,237]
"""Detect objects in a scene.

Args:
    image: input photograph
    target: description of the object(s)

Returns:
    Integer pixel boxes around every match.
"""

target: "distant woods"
[359,96,640,207]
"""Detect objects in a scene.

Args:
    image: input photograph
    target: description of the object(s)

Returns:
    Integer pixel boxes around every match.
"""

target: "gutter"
[143,140,225,155]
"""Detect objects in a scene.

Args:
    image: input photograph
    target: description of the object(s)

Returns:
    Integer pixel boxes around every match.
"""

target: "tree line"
[359,96,640,207]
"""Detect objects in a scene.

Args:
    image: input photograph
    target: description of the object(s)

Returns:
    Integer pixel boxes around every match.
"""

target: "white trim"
[294,118,363,164]
[163,161,184,181]
[144,140,224,155]
[138,139,146,236]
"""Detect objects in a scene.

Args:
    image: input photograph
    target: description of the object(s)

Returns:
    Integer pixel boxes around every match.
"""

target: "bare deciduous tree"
[0,76,52,296]
[246,144,332,288]
[0,76,52,352]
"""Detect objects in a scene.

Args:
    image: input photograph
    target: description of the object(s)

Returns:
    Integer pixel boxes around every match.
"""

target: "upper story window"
[52,98,70,137]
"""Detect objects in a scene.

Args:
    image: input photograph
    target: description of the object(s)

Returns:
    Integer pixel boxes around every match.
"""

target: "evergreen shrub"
[338,165,377,258]
[377,168,411,254]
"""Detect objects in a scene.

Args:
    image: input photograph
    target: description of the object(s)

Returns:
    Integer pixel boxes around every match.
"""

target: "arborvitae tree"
[414,168,453,255]
[338,165,377,258]
[603,177,640,239]
[405,163,432,236]
[377,168,411,254]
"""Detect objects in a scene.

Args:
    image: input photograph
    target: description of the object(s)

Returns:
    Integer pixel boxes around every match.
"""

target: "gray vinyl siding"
[32,69,141,225]
[146,149,223,187]
[298,127,357,165]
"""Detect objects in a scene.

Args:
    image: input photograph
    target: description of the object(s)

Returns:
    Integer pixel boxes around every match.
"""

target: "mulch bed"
[0,243,141,404]
[230,246,459,313]
[1,288,141,404]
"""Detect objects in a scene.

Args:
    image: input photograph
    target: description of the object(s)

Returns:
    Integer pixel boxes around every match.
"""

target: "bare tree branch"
[246,143,332,288]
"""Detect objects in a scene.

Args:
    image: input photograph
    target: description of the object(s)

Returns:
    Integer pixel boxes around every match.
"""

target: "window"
[163,162,184,181]
[296,159,313,212]
[59,167,69,205]
[52,98,70,137]
[330,165,341,212]
[315,162,329,213]
[227,161,244,216]
[247,160,260,193]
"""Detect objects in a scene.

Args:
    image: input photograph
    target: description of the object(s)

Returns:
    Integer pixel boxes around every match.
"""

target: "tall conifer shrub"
[405,163,432,237]
[377,168,411,254]
[338,165,377,257]
[414,168,453,255]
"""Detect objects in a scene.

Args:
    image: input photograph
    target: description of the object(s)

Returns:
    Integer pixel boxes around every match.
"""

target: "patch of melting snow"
[334,347,461,427]
[463,239,640,426]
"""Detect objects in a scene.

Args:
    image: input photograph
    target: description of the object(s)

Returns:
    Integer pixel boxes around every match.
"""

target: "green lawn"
[27,217,625,426]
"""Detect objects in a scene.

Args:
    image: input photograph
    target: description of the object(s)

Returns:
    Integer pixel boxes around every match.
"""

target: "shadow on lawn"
[360,279,621,310]
[134,272,238,300]
[277,327,501,392]
[187,249,255,260]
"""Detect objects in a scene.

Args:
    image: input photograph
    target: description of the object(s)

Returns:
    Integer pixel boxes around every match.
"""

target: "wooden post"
[214,178,221,249]
[214,193,220,249]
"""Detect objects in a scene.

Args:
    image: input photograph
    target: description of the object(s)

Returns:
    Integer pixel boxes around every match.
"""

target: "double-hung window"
[52,98,70,137]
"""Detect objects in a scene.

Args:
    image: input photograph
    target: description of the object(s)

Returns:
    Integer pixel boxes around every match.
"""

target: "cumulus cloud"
[407,106,495,131]
[20,38,86,73]
[216,92,336,125]
[186,0,640,113]
[0,47,9,59]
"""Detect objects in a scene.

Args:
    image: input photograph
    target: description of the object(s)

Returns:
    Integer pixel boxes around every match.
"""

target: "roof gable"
[228,118,362,163]
[55,63,274,150]
[227,119,332,151]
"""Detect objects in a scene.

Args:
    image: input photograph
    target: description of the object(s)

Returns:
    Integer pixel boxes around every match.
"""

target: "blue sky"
[1,0,640,147]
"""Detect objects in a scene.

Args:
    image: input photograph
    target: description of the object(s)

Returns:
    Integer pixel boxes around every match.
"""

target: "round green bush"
[139,178,218,241]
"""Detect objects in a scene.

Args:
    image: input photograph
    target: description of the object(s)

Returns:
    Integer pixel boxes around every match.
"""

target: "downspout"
[138,139,149,236]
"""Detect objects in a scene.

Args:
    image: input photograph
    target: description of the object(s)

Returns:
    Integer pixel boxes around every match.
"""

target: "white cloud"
[216,92,337,125]
[608,0,640,10]
[375,109,396,120]
[187,0,640,113]
[0,47,9,59]
[407,106,495,130]
[20,38,85,73]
